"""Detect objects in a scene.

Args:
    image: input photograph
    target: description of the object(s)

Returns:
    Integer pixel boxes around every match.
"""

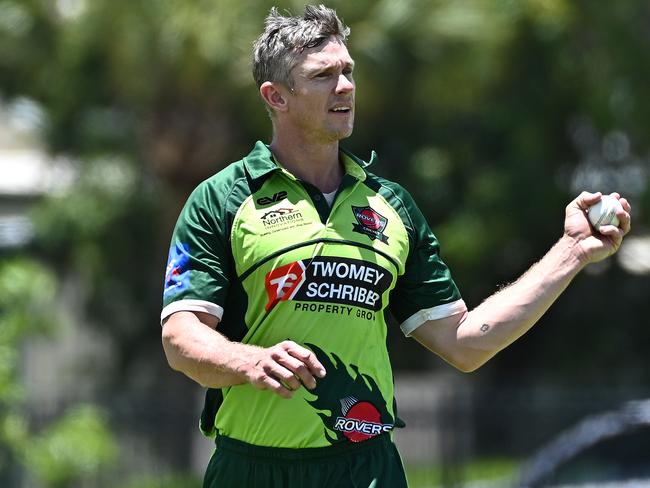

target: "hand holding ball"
[587,194,622,232]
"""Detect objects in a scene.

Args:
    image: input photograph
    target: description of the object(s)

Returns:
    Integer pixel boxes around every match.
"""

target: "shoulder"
[194,159,249,199]
[175,159,254,238]
[362,171,422,232]
[187,159,252,214]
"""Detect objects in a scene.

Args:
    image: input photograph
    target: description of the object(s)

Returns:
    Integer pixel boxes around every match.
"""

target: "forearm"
[161,311,326,397]
[458,235,588,353]
[413,192,630,372]
[161,312,261,388]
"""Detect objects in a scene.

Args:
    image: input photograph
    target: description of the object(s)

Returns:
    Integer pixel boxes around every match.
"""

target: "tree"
[0,258,117,487]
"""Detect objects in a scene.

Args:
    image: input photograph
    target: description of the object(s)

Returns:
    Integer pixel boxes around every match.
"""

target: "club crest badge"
[351,206,389,244]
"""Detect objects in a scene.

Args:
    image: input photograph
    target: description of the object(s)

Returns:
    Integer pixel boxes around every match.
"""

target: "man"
[160,5,631,487]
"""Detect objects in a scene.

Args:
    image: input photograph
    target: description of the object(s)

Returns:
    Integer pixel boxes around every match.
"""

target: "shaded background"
[1,0,649,486]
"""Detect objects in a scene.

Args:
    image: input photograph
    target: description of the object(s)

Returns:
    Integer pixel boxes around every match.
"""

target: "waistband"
[215,433,391,462]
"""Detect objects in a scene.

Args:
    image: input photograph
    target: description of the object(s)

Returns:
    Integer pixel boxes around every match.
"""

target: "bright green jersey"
[162,141,465,448]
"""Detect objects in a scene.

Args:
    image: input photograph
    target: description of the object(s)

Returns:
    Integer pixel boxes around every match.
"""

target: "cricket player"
[161,5,631,487]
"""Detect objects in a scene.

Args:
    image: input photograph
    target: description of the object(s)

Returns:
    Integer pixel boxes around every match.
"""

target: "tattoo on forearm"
[480,324,490,333]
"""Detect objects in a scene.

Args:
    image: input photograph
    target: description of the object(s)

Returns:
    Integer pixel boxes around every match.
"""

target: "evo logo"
[256,191,288,206]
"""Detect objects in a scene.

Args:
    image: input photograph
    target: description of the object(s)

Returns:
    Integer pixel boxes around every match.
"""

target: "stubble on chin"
[332,115,355,141]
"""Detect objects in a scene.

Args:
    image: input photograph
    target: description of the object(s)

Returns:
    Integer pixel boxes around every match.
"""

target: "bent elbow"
[459,359,489,373]
[449,356,484,373]
[443,346,493,373]
[161,323,184,372]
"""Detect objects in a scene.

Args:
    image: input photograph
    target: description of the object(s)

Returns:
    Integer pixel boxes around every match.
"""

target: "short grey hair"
[252,5,350,90]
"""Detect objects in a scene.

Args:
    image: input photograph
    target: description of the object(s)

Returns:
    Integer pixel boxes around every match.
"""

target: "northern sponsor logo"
[334,396,394,442]
[261,207,298,220]
[351,206,389,244]
[256,191,288,206]
[264,257,391,312]
[259,207,304,230]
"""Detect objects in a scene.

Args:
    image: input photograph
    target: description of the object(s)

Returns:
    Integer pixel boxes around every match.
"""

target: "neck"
[269,133,344,193]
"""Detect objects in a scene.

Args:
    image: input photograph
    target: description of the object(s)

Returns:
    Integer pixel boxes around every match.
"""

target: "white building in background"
[0,97,76,249]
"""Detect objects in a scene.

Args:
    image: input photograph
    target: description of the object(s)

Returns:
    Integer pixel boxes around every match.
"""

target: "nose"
[335,74,354,94]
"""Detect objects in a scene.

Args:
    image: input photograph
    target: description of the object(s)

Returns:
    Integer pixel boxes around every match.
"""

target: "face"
[284,36,355,143]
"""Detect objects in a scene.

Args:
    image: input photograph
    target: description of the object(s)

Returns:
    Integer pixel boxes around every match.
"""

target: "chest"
[231,178,409,282]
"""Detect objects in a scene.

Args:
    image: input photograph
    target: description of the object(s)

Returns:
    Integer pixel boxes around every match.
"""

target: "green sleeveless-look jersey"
[161,141,465,448]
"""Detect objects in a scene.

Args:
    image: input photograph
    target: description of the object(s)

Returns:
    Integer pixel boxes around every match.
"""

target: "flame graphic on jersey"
[304,343,397,443]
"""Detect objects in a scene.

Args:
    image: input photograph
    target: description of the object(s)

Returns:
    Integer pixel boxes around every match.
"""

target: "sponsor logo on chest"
[260,208,303,228]
[256,191,288,206]
[254,190,308,235]
[351,206,389,244]
[264,257,392,312]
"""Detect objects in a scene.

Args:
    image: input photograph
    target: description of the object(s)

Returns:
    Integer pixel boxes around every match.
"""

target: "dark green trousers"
[203,434,408,488]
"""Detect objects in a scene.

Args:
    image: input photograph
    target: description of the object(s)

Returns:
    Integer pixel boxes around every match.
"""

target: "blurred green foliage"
[0,259,55,404]
[0,259,117,486]
[21,406,117,487]
[1,0,649,480]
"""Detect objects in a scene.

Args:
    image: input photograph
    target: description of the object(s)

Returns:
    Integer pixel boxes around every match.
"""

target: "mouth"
[329,106,352,115]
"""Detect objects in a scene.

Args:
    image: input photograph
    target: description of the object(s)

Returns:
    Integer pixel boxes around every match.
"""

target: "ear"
[260,82,290,113]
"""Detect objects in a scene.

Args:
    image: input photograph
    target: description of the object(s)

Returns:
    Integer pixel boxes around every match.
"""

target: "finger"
[618,211,631,234]
[596,224,625,239]
[276,355,318,389]
[277,341,326,378]
[596,224,618,234]
[619,197,631,213]
[574,191,602,210]
[263,362,303,391]
[610,198,631,234]
[252,374,295,399]
[286,346,326,378]
[269,380,295,399]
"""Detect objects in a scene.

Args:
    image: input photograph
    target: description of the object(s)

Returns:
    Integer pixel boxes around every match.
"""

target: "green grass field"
[406,457,520,488]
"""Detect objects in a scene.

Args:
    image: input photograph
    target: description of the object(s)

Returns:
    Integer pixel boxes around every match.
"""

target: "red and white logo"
[357,209,383,230]
[264,261,306,311]
[351,206,389,244]
[333,396,393,442]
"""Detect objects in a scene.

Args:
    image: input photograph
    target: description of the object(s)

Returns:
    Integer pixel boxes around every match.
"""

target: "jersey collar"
[243,140,377,184]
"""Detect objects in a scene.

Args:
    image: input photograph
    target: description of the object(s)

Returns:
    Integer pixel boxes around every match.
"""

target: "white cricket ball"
[587,194,622,231]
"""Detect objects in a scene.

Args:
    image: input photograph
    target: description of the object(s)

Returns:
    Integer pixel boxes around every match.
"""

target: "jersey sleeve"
[387,187,466,336]
[161,181,231,324]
